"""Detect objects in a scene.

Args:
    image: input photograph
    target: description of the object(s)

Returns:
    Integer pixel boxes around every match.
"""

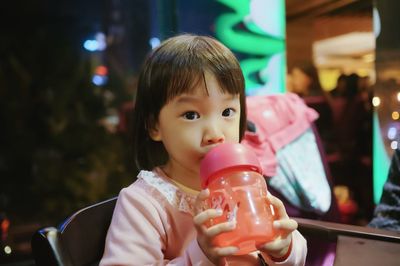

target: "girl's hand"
[193,189,238,264]
[258,193,298,260]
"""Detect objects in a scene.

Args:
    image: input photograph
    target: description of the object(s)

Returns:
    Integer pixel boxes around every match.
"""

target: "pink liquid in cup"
[200,143,277,255]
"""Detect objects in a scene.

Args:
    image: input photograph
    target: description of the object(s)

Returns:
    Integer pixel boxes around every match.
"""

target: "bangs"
[156,35,244,103]
[165,68,204,100]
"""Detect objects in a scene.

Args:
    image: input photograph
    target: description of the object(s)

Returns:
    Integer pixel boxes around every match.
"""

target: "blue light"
[95,32,107,51]
[83,32,107,52]
[373,7,381,38]
[92,75,108,86]
[149,37,161,49]
[84,40,99,52]
[388,127,397,140]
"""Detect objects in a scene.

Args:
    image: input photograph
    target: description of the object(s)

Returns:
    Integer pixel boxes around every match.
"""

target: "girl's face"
[149,72,241,190]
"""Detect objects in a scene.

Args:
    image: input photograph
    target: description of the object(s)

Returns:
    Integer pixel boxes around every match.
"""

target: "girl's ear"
[148,123,162,141]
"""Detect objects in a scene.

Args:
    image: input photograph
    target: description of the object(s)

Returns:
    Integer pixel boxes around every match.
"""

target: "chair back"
[31,197,117,266]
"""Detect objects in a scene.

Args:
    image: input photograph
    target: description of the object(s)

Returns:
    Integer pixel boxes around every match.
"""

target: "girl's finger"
[260,235,292,253]
[205,221,236,237]
[197,189,210,201]
[273,218,298,231]
[213,246,239,257]
[193,208,223,225]
[267,193,289,219]
[273,219,298,239]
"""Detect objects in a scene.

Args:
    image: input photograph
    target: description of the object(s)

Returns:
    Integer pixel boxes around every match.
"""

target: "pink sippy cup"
[200,143,277,255]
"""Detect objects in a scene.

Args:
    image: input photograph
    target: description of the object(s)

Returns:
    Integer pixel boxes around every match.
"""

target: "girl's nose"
[203,125,225,145]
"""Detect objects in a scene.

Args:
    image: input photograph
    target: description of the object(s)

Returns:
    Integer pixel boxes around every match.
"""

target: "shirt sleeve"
[99,186,214,266]
[261,230,307,266]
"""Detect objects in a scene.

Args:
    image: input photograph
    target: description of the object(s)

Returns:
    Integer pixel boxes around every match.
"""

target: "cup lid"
[200,143,262,188]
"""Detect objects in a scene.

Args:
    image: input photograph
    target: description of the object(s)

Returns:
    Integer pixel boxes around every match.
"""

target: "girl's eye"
[182,111,200,120]
[222,108,235,117]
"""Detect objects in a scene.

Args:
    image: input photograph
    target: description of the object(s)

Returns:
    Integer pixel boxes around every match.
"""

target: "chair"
[31,195,400,266]
[31,197,117,266]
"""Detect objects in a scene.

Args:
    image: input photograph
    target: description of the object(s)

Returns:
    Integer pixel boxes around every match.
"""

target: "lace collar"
[138,168,198,215]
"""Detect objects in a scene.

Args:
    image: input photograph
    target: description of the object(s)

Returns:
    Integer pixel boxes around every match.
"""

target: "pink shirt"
[100,168,307,265]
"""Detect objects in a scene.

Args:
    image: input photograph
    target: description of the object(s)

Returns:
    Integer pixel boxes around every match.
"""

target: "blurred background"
[1,0,400,264]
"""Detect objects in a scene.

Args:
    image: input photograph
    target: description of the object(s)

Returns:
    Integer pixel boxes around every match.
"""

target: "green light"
[215,15,284,55]
[215,0,286,94]
[240,57,270,92]
[373,111,390,203]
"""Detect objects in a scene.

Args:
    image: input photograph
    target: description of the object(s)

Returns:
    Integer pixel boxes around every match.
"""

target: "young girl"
[100,34,307,265]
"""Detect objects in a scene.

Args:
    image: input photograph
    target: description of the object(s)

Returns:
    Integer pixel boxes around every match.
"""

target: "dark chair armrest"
[31,227,73,266]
